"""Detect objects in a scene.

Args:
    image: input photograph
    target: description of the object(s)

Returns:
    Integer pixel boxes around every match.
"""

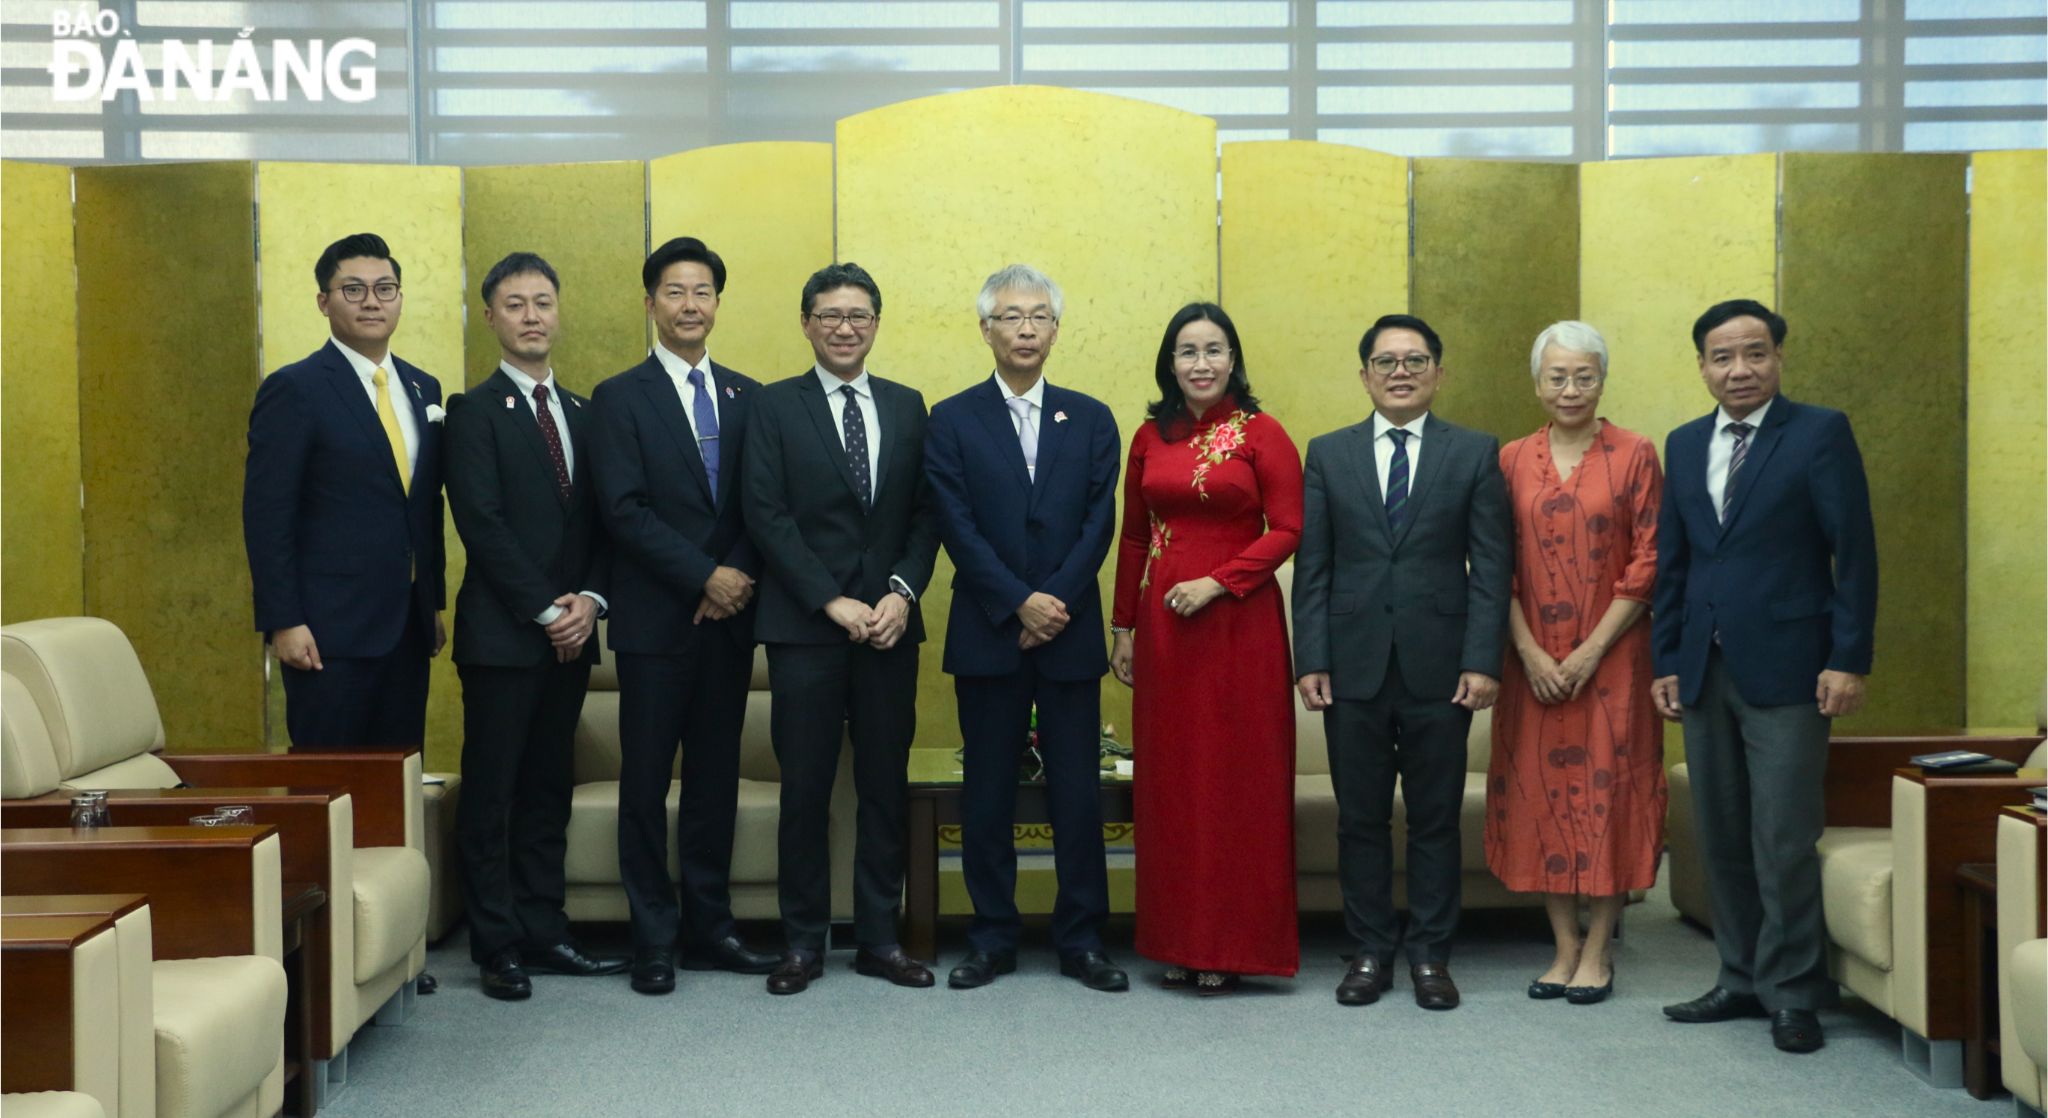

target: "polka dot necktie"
[1721,421,1753,522]
[533,383,572,501]
[1384,428,1411,532]
[841,384,872,509]
[372,367,410,494]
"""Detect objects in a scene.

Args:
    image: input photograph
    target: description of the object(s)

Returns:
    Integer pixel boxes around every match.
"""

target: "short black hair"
[315,233,399,292]
[643,237,726,296]
[481,251,560,306]
[1358,314,1442,367]
[1147,302,1261,439]
[1692,299,1787,354]
[801,261,882,317]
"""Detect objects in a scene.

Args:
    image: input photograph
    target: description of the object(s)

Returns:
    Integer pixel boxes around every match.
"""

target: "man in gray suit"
[1294,313,1512,1011]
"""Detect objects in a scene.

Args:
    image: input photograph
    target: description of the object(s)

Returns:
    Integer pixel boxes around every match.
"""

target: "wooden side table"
[1958,862,2002,1099]
[281,880,326,1117]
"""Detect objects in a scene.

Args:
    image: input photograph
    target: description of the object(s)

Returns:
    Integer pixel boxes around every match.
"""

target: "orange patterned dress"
[1484,420,1667,897]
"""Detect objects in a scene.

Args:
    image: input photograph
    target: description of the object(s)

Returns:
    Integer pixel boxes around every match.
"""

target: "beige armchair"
[565,627,856,925]
[2,911,124,1115]
[1,617,429,1092]
[0,895,153,1118]
[0,1093,110,1118]
[1998,807,2046,1113]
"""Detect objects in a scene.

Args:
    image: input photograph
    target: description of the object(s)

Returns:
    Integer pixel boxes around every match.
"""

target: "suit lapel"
[870,379,896,497]
[637,359,714,504]
[1351,421,1391,538]
[486,369,561,504]
[971,378,1032,495]
[799,373,866,507]
[1717,398,1791,539]
[1391,413,1450,549]
[1029,385,1070,507]
[318,342,408,497]
[559,381,595,505]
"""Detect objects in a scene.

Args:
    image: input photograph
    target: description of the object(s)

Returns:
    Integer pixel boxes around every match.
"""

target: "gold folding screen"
[2,162,83,624]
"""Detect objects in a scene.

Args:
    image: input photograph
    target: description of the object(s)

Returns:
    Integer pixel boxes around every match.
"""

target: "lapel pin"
[725,386,735,398]
[504,396,516,409]
[1054,410,1068,423]
[571,397,582,408]
[409,379,421,398]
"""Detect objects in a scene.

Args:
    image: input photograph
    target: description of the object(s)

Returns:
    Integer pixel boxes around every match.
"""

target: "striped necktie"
[1385,428,1411,531]
[1720,421,1754,522]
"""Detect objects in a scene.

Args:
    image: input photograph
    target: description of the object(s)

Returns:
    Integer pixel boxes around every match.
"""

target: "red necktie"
[533,384,572,500]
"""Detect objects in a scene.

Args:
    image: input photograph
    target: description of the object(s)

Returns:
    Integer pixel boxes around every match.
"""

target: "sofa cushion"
[0,618,166,780]
[151,955,285,1118]
[0,1094,110,1118]
[352,846,430,982]
[2013,938,2047,1068]
[564,779,780,885]
[1818,826,1893,971]
[1,672,62,798]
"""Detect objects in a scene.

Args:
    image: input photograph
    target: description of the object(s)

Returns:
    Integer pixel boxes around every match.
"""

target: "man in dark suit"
[589,237,779,995]
[445,252,627,1000]
[743,261,941,995]
[924,265,1126,993]
[1653,299,1877,1055]
[244,232,446,750]
[1294,313,1511,1012]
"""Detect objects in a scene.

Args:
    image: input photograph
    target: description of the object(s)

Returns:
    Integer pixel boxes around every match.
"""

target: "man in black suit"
[445,252,627,1000]
[589,238,779,995]
[1653,299,1877,1054]
[743,262,941,994]
[244,232,446,750]
[1293,314,1511,1012]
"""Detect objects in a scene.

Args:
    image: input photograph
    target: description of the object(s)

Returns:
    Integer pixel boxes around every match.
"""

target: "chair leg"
[372,981,416,1026]
[1901,1030,1964,1088]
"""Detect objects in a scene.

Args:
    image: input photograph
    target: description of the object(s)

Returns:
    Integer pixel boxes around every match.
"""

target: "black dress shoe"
[1411,963,1460,1010]
[416,972,438,995]
[1565,967,1614,1005]
[948,950,1017,989]
[1336,955,1392,1006]
[1059,951,1129,992]
[680,935,781,975]
[1663,986,1767,1023]
[629,947,676,995]
[523,942,630,977]
[1527,979,1567,1000]
[1771,1009,1825,1053]
[854,947,935,988]
[479,951,531,1001]
[766,952,824,995]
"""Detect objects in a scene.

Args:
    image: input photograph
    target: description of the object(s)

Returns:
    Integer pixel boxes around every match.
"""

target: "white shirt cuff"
[888,575,916,603]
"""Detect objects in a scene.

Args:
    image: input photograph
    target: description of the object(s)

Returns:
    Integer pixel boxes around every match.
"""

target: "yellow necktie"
[372,367,411,494]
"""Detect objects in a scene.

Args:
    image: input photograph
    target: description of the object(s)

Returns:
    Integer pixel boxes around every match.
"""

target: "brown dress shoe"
[1411,963,1460,1010]
[1336,955,1393,1006]
[853,947,934,988]
[765,952,823,995]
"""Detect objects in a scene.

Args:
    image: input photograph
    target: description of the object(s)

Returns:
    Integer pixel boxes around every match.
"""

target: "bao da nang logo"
[48,8,376,103]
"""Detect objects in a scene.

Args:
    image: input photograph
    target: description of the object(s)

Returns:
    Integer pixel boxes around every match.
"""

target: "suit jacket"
[925,377,1120,681]
[588,355,762,654]
[244,340,446,658]
[444,368,609,668]
[1293,412,1512,702]
[742,370,941,647]
[1652,395,1877,708]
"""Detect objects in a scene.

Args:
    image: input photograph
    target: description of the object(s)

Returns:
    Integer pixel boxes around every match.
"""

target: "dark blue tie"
[841,384,872,509]
[687,367,720,496]
[1385,428,1411,531]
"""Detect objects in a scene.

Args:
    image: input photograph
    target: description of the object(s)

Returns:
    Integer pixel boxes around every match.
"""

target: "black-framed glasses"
[1368,354,1433,376]
[331,281,401,303]
[808,310,876,330]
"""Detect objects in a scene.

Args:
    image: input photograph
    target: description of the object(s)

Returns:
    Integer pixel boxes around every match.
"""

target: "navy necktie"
[1720,421,1753,522]
[687,367,720,496]
[841,384,872,509]
[1385,428,1412,531]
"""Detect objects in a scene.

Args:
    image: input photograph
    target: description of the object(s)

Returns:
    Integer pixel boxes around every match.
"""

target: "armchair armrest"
[1891,767,2047,1040]
[163,751,418,848]
[1,826,283,963]
[1,912,121,1100]
[1823,735,2043,828]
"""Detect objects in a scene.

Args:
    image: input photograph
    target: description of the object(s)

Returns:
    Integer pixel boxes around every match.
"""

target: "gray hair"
[976,263,1064,322]
[1529,320,1609,380]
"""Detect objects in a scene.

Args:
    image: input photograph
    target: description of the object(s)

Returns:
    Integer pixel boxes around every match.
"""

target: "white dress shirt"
[1706,396,1775,517]
[1370,411,1429,496]
[332,335,419,475]
[816,365,882,483]
[495,361,605,625]
[994,372,1046,479]
[651,343,721,445]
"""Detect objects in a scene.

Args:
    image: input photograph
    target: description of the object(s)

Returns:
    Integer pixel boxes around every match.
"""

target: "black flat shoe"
[1527,979,1568,1000]
[1771,1009,1825,1053]
[479,951,531,1001]
[523,941,630,977]
[1663,985,1766,1023]
[1059,951,1129,992]
[679,935,781,975]
[629,947,676,995]
[1565,968,1614,1005]
[948,950,1017,989]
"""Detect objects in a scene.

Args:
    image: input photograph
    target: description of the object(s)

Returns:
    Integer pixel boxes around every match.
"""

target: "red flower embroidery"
[1187,410,1251,500]
[1139,514,1171,591]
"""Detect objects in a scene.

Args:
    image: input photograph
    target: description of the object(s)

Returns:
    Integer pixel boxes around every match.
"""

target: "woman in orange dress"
[1109,302,1302,994]
[1483,320,1665,1006]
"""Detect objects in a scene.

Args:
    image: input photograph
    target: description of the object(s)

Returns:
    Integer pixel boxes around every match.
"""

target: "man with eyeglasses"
[1293,313,1511,1012]
[588,237,779,995]
[244,231,447,753]
[923,264,1126,993]
[742,261,941,994]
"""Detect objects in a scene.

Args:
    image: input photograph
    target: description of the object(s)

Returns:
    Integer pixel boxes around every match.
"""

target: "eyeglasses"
[331,281,401,304]
[1173,345,1231,367]
[1368,354,1433,376]
[808,310,876,330]
[989,311,1055,330]
[1541,373,1601,391]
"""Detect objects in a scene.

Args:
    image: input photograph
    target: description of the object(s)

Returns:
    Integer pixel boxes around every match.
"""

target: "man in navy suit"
[925,265,1127,993]
[589,237,779,995]
[244,232,446,751]
[1652,299,1877,1055]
